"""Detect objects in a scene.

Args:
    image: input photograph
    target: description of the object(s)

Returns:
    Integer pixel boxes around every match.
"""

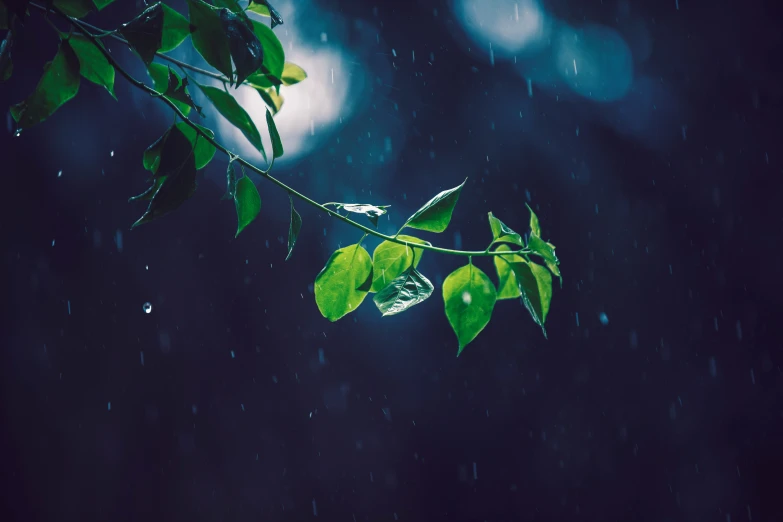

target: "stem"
[45,6,533,259]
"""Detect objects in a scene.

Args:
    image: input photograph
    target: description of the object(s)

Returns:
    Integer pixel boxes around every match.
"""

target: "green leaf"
[402,179,466,233]
[1,57,11,83]
[248,0,283,28]
[118,2,163,65]
[176,122,216,170]
[129,176,166,202]
[526,203,541,237]
[527,234,561,280]
[285,196,301,261]
[92,0,116,10]
[160,4,191,52]
[314,244,373,321]
[144,123,216,173]
[256,85,284,114]
[10,40,80,130]
[373,265,433,317]
[370,235,429,293]
[509,260,552,337]
[196,82,265,157]
[219,7,264,87]
[281,62,307,85]
[265,108,283,158]
[250,18,284,79]
[147,64,202,117]
[187,0,233,81]
[69,35,115,99]
[443,264,497,354]
[132,126,198,227]
[53,0,94,18]
[234,175,261,237]
[221,160,238,200]
[213,0,244,13]
[337,203,389,228]
[492,244,525,300]
[488,212,523,247]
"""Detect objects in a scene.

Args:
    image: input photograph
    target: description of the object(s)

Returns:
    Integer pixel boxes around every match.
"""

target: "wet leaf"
[285,196,301,261]
[402,179,465,233]
[219,7,264,87]
[338,203,389,228]
[509,259,552,337]
[213,0,243,13]
[373,266,433,317]
[488,212,523,247]
[196,82,265,157]
[248,0,283,28]
[222,161,238,200]
[314,244,373,321]
[265,108,283,158]
[250,18,284,79]
[187,0,232,81]
[69,34,115,99]
[53,0,94,18]
[10,40,80,129]
[234,175,261,237]
[492,244,525,300]
[370,235,429,292]
[160,4,191,52]
[443,263,497,354]
[119,2,163,65]
[527,234,561,280]
[132,126,197,227]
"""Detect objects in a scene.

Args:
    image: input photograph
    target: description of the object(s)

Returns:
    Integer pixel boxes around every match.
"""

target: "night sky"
[2,0,782,521]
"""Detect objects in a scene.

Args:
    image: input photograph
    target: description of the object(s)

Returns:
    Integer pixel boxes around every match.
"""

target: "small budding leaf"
[69,35,115,99]
[188,0,233,81]
[402,179,466,233]
[234,175,261,237]
[219,7,264,87]
[488,212,523,247]
[339,204,389,228]
[248,0,283,28]
[285,197,302,261]
[370,235,429,292]
[196,82,266,158]
[265,108,283,158]
[314,244,373,322]
[492,244,525,300]
[160,4,191,52]
[132,126,197,227]
[10,39,80,130]
[373,266,434,317]
[526,203,541,237]
[509,260,552,337]
[443,264,497,355]
[119,2,164,65]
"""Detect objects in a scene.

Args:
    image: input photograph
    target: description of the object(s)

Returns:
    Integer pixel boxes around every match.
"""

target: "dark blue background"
[2,0,781,521]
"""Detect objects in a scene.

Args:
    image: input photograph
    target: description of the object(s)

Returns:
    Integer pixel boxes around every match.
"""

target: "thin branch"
[46,6,533,258]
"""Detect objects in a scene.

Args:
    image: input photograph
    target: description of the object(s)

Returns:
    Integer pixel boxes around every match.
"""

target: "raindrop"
[57,170,63,178]
[599,312,609,325]
[142,302,153,314]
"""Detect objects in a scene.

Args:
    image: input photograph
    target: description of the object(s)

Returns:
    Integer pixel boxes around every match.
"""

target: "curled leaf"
[148,64,201,116]
[337,203,389,228]
[285,196,301,260]
[265,108,283,158]
[488,212,523,247]
[257,85,284,114]
[248,0,283,28]
[222,160,238,200]
[402,179,465,233]
[509,260,552,337]
[10,39,80,130]
[373,266,433,316]
[314,244,373,321]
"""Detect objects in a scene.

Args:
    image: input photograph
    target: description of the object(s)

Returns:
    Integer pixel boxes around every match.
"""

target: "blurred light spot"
[454,0,549,57]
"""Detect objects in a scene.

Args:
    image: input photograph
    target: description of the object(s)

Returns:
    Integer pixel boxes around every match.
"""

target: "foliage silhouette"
[0,0,562,353]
